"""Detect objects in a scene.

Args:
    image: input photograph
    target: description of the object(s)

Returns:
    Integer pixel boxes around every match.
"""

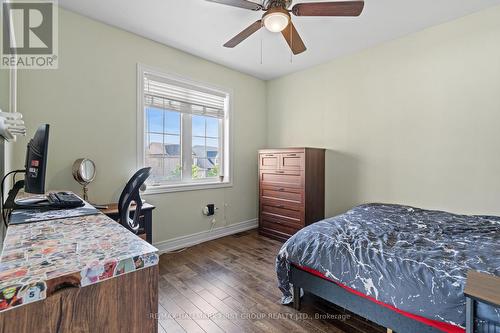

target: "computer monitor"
[24,124,50,194]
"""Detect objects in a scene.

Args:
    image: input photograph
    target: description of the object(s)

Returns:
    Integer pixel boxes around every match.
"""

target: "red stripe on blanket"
[292,264,465,333]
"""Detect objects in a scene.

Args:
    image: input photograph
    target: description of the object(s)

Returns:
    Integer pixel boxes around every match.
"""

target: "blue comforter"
[276,203,500,330]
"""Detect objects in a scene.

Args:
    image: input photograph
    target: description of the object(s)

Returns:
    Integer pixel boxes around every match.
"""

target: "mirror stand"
[82,184,89,202]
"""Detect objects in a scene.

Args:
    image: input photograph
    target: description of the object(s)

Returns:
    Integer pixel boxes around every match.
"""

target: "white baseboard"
[153,218,258,254]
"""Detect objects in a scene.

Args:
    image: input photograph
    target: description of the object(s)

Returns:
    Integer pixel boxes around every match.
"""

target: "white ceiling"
[59,0,500,80]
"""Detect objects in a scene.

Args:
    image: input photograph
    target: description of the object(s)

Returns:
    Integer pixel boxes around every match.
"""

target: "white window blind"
[144,74,226,119]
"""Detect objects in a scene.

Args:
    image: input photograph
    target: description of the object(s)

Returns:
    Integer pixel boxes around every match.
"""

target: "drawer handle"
[276,205,285,208]
[264,154,274,157]
[276,170,285,174]
[277,188,285,191]
[286,154,297,157]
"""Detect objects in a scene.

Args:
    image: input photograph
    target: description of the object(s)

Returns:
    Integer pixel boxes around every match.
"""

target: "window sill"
[142,181,233,195]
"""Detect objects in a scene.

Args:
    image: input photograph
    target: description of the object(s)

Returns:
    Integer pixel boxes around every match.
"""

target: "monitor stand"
[4,180,50,210]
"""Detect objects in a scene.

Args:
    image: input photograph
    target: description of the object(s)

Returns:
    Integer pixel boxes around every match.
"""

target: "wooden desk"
[100,202,155,244]
[0,212,159,333]
[464,270,500,333]
[0,266,158,333]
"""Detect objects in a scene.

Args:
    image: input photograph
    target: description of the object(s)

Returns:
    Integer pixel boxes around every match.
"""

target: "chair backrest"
[118,167,151,234]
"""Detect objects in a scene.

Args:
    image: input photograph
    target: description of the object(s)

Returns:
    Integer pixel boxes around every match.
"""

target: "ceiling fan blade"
[205,0,263,11]
[292,1,364,17]
[281,22,306,55]
[224,20,263,48]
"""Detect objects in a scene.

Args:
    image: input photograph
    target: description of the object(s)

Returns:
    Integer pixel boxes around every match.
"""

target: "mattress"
[276,203,500,331]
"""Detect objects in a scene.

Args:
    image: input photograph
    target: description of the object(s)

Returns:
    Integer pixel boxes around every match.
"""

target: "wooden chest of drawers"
[258,148,325,241]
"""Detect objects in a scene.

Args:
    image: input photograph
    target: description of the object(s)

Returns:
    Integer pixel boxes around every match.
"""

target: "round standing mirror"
[72,158,96,201]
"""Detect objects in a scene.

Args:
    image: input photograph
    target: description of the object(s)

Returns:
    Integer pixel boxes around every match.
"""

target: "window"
[138,65,232,193]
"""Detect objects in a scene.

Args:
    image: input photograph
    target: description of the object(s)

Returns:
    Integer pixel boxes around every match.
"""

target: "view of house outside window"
[144,110,222,183]
[145,108,182,182]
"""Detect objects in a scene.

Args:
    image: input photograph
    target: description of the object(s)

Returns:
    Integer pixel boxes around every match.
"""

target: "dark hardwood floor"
[158,229,385,333]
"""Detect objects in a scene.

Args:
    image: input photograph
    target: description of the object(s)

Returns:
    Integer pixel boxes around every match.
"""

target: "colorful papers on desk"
[0,214,158,312]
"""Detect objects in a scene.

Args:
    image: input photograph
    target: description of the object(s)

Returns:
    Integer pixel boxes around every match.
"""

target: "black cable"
[1,169,25,228]
[1,171,19,227]
[1,169,25,203]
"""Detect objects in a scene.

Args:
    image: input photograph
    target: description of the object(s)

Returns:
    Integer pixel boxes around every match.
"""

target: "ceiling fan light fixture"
[263,8,290,33]
[219,0,365,54]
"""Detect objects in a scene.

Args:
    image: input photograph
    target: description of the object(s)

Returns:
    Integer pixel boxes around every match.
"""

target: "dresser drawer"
[261,198,303,221]
[260,218,301,237]
[260,212,302,228]
[261,184,303,204]
[260,170,303,187]
[280,152,304,171]
[259,153,279,170]
[261,196,303,211]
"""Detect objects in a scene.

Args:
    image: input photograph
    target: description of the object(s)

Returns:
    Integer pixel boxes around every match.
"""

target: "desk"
[0,207,159,332]
[99,202,155,244]
[464,270,500,333]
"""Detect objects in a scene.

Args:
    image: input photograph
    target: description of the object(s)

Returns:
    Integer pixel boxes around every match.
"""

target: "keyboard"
[47,192,85,209]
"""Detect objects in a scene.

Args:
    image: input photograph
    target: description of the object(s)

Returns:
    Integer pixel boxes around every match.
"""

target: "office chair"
[118,167,151,234]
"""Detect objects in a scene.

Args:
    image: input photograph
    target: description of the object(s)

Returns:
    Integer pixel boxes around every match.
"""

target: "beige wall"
[11,9,267,243]
[0,71,7,113]
[267,5,500,217]
[7,5,500,246]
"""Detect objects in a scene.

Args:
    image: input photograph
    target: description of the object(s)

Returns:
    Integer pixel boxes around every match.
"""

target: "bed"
[276,203,500,332]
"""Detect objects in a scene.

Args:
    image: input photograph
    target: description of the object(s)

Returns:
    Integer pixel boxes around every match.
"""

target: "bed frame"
[290,265,444,333]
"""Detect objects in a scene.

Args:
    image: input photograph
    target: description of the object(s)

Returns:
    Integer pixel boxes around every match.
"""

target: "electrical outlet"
[202,204,216,216]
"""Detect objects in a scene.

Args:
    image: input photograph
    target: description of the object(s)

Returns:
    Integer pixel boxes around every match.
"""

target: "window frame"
[137,63,233,194]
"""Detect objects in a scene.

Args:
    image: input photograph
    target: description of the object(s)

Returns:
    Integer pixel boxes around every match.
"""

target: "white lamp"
[263,8,290,33]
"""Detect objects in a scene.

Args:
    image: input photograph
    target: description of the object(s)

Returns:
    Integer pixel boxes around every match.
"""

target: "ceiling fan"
[206,0,365,55]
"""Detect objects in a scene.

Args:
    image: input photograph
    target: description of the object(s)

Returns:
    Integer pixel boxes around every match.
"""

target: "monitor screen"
[24,124,50,194]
